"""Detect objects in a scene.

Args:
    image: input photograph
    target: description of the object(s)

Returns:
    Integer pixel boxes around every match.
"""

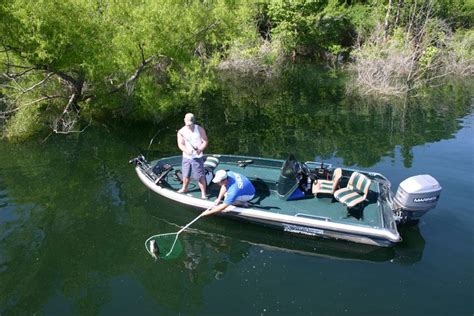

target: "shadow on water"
[142,192,425,266]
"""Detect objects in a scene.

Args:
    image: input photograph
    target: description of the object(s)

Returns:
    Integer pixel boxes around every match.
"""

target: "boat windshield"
[277,154,301,197]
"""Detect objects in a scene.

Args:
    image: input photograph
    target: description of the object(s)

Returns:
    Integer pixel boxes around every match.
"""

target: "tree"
[350,0,473,97]
[0,0,255,139]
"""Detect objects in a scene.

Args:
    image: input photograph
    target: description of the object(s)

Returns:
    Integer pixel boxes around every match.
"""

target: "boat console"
[277,155,313,200]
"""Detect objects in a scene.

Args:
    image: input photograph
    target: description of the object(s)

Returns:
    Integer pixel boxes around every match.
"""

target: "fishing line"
[146,125,169,158]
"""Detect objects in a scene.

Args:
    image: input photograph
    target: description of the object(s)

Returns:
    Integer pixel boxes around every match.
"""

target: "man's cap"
[184,113,195,126]
[212,170,228,183]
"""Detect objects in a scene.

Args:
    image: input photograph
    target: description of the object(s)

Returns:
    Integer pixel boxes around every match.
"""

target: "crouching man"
[202,170,255,216]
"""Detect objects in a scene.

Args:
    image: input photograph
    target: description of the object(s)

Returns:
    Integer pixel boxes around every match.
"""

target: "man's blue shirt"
[223,171,255,204]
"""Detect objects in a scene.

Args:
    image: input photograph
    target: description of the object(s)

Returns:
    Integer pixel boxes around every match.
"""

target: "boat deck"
[161,157,383,228]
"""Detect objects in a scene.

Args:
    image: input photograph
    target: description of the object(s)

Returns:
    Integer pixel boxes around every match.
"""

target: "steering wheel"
[300,162,311,176]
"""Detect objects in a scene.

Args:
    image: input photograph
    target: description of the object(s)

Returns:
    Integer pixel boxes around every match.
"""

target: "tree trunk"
[384,0,393,41]
[394,0,403,28]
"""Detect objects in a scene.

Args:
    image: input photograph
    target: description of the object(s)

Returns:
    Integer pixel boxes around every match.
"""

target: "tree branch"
[20,73,54,94]
[111,55,158,94]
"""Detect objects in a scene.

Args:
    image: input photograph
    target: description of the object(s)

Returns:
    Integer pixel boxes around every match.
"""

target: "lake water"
[1,67,473,315]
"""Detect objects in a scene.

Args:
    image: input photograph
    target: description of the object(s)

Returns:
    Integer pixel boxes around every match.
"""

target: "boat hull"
[133,154,401,247]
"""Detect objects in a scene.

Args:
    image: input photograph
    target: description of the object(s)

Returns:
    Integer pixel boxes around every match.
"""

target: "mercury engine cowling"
[394,174,442,224]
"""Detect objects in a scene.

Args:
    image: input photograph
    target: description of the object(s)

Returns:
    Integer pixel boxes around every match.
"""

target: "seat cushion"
[204,156,219,170]
[334,188,366,208]
[312,179,334,195]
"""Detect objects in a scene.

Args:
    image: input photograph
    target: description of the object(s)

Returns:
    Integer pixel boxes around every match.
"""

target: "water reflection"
[193,68,473,167]
[181,214,426,266]
[119,71,472,169]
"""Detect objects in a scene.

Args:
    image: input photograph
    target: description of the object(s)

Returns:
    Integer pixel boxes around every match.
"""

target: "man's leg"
[179,177,190,193]
[178,158,191,193]
[198,177,207,199]
[191,158,207,199]
[233,194,255,207]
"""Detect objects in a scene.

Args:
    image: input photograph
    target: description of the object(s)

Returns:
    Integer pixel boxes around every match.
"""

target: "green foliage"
[349,0,473,97]
[266,0,354,58]
[3,0,114,75]
[1,0,260,138]
[419,46,439,69]
[345,3,383,42]
[432,0,473,30]
[1,0,472,139]
[4,104,44,140]
[443,28,474,76]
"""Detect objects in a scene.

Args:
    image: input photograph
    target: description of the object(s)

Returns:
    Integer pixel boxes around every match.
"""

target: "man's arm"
[177,131,191,155]
[203,203,229,216]
[198,126,208,153]
[214,184,227,205]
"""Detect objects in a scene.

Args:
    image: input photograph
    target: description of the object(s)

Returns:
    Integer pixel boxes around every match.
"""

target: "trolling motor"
[129,155,173,184]
[128,155,146,166]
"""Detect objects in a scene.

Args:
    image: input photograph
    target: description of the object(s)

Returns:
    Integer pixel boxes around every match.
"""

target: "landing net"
[145,233,183,260]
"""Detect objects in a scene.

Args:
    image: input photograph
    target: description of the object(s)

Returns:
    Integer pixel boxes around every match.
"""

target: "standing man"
[203,170,255,216]
[177,113,208,199]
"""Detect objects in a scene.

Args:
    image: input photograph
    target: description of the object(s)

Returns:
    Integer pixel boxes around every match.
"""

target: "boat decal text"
[413,196,438,203]
[283,224,324,236]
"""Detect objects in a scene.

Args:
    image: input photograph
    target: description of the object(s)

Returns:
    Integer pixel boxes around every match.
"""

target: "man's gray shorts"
[182,157,205,180]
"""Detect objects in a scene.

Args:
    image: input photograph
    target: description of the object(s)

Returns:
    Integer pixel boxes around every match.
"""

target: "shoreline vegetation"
[1,0,472,140]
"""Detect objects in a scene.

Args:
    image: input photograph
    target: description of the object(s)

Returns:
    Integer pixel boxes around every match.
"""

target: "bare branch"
[139,43,146,64]
[0,94,65,119]
[53,118,91,134]
[111,55,159,94]
[383,0,393,41]
[2,67,36,79]
[21,73,54,94]
[0,107,20,118]
[23,95,64,106]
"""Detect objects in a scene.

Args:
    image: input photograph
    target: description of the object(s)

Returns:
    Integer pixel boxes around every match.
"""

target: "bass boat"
[129,154,441,247]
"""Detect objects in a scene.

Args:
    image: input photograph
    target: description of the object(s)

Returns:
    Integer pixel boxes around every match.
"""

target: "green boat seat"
[334,172,371,208]
[204,156,219,171]
[204,156,220,186]
[312,168,342,197]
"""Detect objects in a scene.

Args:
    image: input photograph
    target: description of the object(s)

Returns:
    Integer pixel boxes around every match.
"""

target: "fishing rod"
[146,126,169,159]
[177,130,199,151]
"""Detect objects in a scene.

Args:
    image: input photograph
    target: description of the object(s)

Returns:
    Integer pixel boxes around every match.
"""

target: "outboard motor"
[393,174,442,224]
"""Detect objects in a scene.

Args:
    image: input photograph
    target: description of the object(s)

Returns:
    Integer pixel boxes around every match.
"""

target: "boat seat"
[312,168,342,197]
[204,156,219,186]
[204,156,219,171]
[334,172,371,208]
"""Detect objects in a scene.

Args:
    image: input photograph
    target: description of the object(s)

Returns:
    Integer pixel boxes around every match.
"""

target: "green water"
[1,67,473,315]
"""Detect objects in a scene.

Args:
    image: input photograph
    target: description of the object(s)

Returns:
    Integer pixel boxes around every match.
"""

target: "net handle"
[145,204,213,258]
[163,205,212,257]
[176,211,206,236]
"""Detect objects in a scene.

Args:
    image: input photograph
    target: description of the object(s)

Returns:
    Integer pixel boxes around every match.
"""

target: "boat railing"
[295,213,332,222]
[367,172,392,189]
[305,161,333,169]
